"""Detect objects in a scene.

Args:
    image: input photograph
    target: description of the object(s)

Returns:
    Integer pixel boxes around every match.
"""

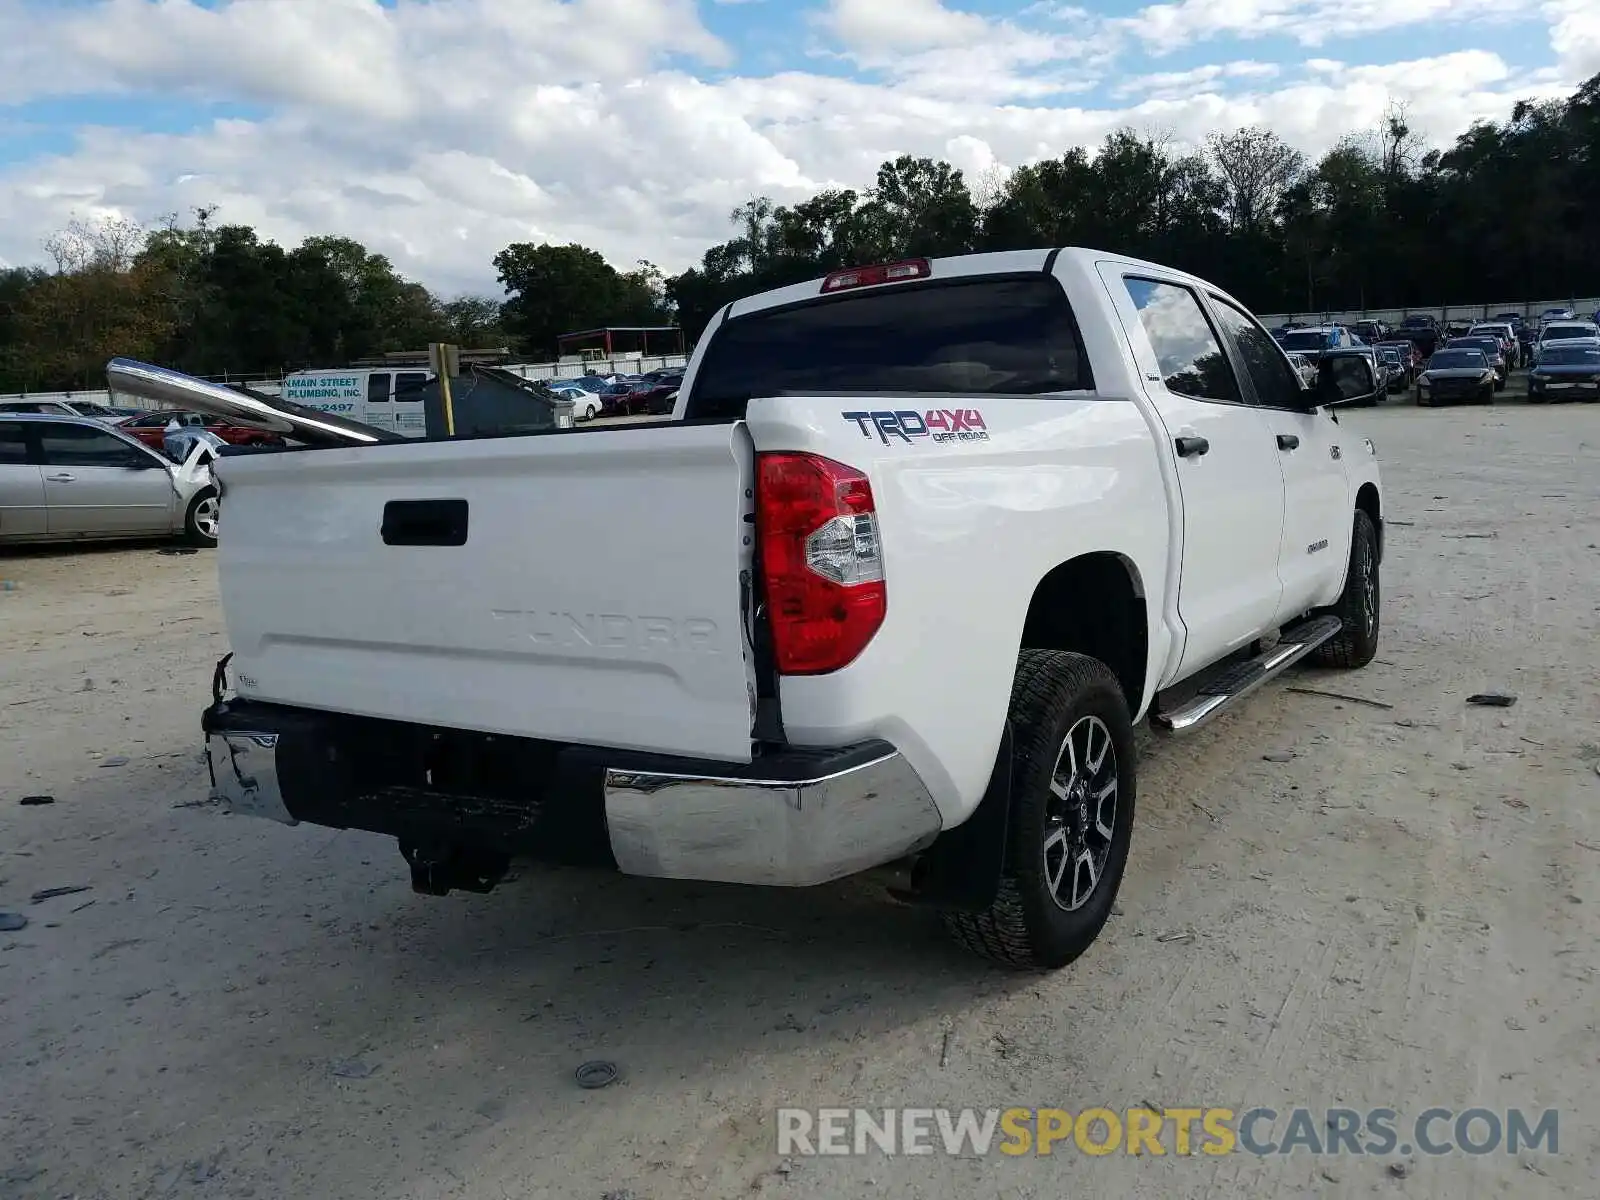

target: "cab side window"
[367,373,391,403]
[1210,298,1305,409]
[1123,277,1242,404]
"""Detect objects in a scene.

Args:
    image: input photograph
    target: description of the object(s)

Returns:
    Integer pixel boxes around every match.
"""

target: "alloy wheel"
[194,496,220,540]
[1043,715,1119,912]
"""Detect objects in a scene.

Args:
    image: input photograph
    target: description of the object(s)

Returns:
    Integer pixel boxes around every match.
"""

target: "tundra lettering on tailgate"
[843,409,990,445]
[490,609,720,653]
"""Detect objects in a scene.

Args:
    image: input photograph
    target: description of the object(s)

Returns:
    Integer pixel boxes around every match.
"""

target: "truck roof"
[721,247,1257,323]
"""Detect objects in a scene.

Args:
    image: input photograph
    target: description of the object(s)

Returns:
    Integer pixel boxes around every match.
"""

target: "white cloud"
[0,0,1588,292]
[1117,0,1543,53]
[1112,61,1281,100]
[823,0,991,52]
[1544,0,1600,79]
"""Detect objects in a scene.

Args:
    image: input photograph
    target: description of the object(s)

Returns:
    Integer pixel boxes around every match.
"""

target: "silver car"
[0,398,141,421]
[0,413,220,547]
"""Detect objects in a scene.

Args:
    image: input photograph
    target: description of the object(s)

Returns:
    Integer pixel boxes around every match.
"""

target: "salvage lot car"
[123,247,1390,972]
[1526,343,1600,401]
[1415,347,1497,405]
[0,412,220,547]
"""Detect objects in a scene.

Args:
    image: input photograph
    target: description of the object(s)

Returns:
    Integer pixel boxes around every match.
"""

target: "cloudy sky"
[0,0,1596,296]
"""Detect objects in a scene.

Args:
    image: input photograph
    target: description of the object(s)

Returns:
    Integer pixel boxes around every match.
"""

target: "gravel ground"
[2,400,1597,1199]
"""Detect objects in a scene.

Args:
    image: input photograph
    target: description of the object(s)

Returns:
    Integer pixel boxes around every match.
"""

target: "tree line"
[3,71,1596,393]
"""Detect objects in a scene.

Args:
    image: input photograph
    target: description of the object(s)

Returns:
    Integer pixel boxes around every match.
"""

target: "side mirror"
[1316,357,1378,407]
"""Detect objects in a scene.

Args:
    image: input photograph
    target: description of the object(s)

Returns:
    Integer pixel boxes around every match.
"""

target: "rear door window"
[1123,277,1242,404]
[687,276,1090,420]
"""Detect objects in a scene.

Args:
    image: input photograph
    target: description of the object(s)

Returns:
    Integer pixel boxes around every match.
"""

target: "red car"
[117,410,286,449]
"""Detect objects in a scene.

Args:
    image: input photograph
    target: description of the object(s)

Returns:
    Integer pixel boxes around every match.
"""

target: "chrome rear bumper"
[604,751,942,887]
[205,729,298,826]
[203,699,942,887]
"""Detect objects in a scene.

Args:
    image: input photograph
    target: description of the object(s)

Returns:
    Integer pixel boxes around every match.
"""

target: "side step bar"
[1152,615,1344,734]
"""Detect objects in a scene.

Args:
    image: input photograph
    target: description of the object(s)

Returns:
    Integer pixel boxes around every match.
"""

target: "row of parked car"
[544,366,686,420]
[1268,306,1600,406]
[0,397,288,447]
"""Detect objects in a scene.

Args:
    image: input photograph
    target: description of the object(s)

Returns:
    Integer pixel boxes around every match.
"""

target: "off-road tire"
[1310,509,1380,669]
[184,487,219,548]
[941,651,1136,970]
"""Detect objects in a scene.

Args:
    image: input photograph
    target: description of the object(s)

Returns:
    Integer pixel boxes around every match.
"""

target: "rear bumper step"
[1152,615,1343,734]
[202,699,942,888]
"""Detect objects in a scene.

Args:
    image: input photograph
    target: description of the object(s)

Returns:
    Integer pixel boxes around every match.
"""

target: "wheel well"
[1356,483,1381,561]
[1019,553,1148,715]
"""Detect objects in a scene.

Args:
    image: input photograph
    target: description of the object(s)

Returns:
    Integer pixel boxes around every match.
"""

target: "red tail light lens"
[756,453,886,675]
[821,258,931,293]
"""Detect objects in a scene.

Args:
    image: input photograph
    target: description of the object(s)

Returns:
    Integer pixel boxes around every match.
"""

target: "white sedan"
[549,384,602,421]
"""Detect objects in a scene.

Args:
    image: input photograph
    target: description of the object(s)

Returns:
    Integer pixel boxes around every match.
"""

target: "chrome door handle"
[45,473,76,482]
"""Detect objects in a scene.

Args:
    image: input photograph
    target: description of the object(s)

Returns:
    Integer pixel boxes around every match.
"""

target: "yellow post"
[430,342,458,436]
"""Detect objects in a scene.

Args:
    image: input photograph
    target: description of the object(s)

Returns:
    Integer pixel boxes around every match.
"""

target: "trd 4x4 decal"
[843,408,990,445]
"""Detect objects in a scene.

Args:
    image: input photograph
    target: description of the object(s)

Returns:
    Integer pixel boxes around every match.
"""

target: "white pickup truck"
[112,247,1386,970]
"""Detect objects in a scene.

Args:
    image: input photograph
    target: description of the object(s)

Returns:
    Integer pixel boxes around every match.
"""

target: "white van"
[281,368,432,437]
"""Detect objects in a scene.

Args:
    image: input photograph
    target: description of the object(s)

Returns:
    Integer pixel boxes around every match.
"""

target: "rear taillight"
[756,453,886,675]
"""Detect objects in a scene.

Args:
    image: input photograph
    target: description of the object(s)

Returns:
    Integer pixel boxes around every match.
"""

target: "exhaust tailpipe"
[106,358,405,449]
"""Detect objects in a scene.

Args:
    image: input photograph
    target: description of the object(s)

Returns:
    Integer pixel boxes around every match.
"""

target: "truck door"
[1102,268,1288,679]
[1204,294,1351,623]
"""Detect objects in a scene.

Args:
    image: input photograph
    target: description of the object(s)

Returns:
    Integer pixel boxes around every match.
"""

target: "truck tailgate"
[214,424,757,762]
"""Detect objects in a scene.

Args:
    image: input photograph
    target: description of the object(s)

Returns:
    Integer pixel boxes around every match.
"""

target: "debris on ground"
[1286,686,1394,710]
[1466,693,1517,707]
[19,795,54,806]
[575,1060,619,1089]
[0,913,27,932]
[329,1058,377,1080]
[30,885,92,903]
[1263,751,1295,762]
[98,756,130,767]
[158,546,200,556]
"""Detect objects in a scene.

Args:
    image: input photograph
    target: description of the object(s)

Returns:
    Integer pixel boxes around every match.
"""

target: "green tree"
[493,242,666,356]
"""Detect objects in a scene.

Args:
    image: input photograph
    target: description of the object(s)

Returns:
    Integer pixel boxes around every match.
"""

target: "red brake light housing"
[756,453,886,675]
[820,258,931,293]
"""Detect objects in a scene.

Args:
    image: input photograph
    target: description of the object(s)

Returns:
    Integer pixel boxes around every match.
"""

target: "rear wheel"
[942,651,1136,970]
[1310,509,1380,669]
[184,488,219,547]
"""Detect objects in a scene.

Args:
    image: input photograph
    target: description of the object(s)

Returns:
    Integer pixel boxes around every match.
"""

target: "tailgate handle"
[381,498,468,546]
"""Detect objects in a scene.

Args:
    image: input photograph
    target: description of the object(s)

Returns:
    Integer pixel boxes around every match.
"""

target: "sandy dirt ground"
[2,402,1597,1200]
